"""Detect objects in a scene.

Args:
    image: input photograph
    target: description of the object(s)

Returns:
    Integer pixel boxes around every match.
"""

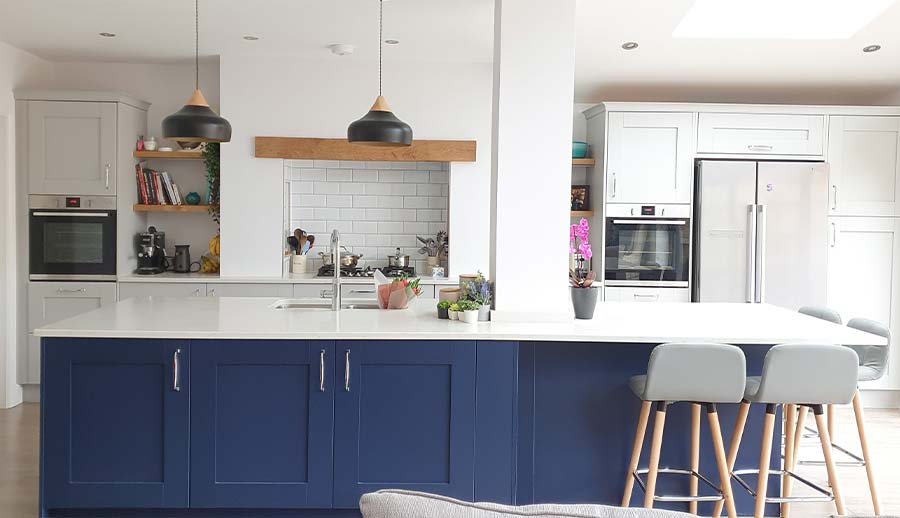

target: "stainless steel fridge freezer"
[693,160,829,309]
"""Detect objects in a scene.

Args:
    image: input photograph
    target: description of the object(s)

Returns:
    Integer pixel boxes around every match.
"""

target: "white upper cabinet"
[697,113,825,156]
[606,111,695,204]
[28,101,117,195]
[828,116,900,217]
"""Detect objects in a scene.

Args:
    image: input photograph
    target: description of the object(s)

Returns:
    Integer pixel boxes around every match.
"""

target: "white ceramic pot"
[448,310,459,321]
[292,254,307,274]
[460,310,479,324]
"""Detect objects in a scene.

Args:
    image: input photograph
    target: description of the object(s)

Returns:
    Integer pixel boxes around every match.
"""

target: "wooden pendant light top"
[370,95,392,112]
[186,89,210,107]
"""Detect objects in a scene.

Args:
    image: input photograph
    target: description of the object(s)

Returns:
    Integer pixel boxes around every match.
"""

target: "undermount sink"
[269,299,381,310]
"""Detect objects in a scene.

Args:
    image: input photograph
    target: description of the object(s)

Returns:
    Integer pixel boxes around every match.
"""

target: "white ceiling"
[2,0,900,104]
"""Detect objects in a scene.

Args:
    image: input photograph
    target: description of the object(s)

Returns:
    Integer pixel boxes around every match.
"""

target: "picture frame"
[571,185,590,211]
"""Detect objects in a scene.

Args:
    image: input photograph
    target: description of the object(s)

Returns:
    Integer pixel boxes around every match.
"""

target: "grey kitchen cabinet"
[828,116,900,217]
[697,113,825,156]
[27,101,117,195]
[25,281,118,383]
[118,282,206,300]
[206,283,293,297]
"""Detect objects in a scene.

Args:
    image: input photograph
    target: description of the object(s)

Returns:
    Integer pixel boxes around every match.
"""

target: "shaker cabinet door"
[189,340,335,508]
[28,101,117,195]
[333,340,476,508]
[606,111,694,204]
[828,116,900,216]
[42,339,190,509]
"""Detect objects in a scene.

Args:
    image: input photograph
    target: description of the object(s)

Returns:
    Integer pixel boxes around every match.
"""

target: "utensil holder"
[292,254,307,274]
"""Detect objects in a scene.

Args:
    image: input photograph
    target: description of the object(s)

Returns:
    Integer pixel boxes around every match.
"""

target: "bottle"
[136,135,145,151]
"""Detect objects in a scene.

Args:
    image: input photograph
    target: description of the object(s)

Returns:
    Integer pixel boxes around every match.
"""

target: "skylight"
[673,0,896,39]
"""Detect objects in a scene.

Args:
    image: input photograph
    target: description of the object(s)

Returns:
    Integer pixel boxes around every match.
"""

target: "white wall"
[0,41,54,408]
[219,56,493,277]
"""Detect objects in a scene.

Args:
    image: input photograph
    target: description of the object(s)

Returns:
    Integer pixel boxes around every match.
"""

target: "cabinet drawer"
[28,281,118,330]
[342,283,377,300]
[118,282,206,300]
[604,286,691,303]
[697,113,825,156]
[206,283,293,298]
[293,283,331,299]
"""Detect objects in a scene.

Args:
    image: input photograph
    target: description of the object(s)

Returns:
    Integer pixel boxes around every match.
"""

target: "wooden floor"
[0,403,897,517]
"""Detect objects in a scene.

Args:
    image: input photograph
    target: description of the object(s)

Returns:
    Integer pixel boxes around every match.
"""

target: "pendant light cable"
[378,0,383,97]
[195,0,200,90]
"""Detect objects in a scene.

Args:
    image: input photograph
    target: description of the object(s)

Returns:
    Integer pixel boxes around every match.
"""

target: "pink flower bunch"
[569,218,592,260]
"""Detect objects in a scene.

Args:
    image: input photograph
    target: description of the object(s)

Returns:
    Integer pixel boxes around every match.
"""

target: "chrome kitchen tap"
[331,229,341,311]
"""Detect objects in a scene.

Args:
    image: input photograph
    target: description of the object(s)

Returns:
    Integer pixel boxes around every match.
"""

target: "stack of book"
[135,162,185,205]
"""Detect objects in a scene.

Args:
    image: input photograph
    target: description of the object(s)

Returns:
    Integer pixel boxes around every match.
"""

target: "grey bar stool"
[796,306,843,441]
[622,342,746,518]
[720,343,859,518]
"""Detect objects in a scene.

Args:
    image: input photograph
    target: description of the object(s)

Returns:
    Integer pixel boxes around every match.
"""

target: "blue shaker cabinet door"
[41,338,190,509]
[333,340,476,508]
[189,340,335,508]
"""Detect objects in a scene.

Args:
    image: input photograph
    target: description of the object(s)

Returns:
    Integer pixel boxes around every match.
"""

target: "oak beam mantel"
[254,137,476,162]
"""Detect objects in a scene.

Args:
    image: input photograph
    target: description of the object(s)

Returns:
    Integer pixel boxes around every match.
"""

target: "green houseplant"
[437,300,451,320]
[457,299,481,324]
[448,302,461,321]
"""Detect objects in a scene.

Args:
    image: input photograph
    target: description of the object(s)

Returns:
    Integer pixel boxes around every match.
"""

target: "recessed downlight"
[863,44,882,52]
[621,41,639,50]
[384,39,400,45]
[99,32,116,38]
[243,35,260,41]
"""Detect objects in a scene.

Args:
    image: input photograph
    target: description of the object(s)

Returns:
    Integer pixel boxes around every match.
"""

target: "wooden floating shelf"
[572,158,596,166]
[133,150,203,160]
[133,204,210,213]
[571,210,594,217]
[255,137,477,162]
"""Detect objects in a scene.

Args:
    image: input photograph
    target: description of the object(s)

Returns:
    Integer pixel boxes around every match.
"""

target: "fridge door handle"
[755,205,767,303]
[747,204,757,303]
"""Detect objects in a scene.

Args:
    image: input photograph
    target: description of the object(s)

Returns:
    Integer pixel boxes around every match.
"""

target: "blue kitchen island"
[34,297,883,518]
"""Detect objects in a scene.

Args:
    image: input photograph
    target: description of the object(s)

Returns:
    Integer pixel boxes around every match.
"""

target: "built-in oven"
[604,204,691,288]
[29,195,117,281]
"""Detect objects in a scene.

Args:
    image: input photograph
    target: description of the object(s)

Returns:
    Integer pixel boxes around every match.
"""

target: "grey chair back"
[847,318,890,382]
[642,342,746,403]
[799,306,843,325]
[752,343,858,405]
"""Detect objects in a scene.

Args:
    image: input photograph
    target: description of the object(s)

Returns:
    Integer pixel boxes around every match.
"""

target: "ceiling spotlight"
[99,32,116,38]
[384,39,400,45]
[863,44,882,53]
[621,41,639,50]
[243,35,260,41]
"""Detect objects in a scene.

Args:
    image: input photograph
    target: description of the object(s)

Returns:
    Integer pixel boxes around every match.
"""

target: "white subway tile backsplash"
[287,160,449,271]
[352,195,378,208]
[300,168,327,181]
[326,169,353,182]
[326,195,353,208]
[352,169,378,182]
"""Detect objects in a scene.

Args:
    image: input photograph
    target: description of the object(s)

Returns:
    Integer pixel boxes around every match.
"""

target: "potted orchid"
[569,218,598,319]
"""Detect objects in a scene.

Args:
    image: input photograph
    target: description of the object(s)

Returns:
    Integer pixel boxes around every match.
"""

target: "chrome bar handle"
[747,204,757,303]
[319,349,326,392]
[747,144,773,152]
[831,185,838,211]
[755,205,767,303]
[344,349,351,392]
[173,348,182,392]
[105,164,110,190]
[831,222,837,248]
[56,288,87,294]
[611,173,617,198]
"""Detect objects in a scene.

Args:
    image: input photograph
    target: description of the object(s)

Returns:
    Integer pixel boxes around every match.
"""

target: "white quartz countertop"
[35,298,886,346]
[117,272,458,285]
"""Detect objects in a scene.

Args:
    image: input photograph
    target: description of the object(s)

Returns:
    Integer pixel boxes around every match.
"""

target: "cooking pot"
[387,247,411,268]
[320,247,364,268]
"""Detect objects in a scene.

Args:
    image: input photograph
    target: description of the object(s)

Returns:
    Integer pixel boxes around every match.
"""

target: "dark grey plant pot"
[571,286,599,320]
[437,307,449,319]
[478,304,491,321]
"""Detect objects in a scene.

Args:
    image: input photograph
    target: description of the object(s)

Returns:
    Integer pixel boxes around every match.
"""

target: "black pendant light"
[162,0,231,149]
[347,0,413,146]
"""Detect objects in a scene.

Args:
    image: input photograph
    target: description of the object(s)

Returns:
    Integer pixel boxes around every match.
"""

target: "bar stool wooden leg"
[707,404,738,518]
[754,404,777,518]
[813,405,845,516]
[644,402,668,509]
[690,403,701,515]
[827,404,835,443]
[712,400,750,518]
[622,400,652,507]
[853,390,881,515]
[782,404,796,518]
[792,405,808,463]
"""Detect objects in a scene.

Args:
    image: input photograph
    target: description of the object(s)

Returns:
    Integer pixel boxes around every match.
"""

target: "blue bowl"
[572,141,588,158]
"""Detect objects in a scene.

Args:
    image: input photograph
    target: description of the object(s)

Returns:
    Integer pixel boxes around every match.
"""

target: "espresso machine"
[135,226,167,274]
